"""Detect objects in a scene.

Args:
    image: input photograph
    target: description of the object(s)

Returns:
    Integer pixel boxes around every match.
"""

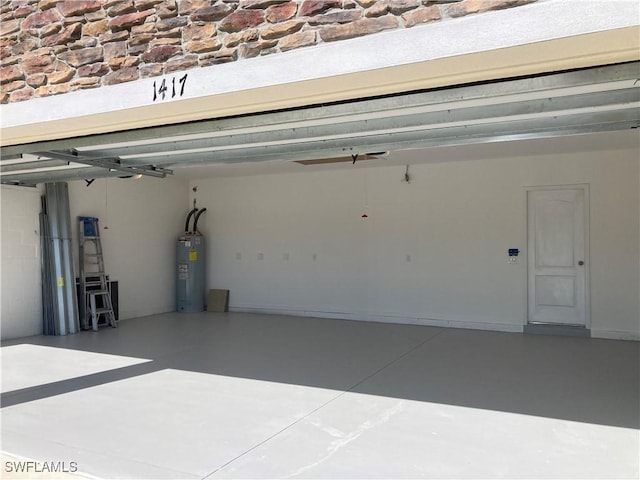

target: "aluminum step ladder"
[78,217,117,331]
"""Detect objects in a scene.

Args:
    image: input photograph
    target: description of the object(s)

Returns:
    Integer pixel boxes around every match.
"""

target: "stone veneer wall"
[1,0,536,104]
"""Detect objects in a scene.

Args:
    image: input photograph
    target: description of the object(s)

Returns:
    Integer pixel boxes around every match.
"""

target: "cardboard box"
[207,289,229,312]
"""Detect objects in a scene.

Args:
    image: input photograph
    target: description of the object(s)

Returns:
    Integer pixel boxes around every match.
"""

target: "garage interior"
[2,62,639,338]
[1,2,640,477]
[1,61,638,479]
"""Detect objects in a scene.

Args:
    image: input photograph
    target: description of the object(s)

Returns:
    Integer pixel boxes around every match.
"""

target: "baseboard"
[590,330,640,341]
[229,304,523,334]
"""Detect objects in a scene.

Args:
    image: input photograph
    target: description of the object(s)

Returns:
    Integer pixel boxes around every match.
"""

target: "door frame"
[524,184,591,329]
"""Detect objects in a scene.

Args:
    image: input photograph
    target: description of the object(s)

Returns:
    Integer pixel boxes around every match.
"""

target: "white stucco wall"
[0,176,187,340]
[191,145,640,339]
[67,176,188,321]
[0,185,43,339]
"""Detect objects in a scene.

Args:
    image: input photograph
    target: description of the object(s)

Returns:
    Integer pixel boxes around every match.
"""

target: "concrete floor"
[1,312,638,479]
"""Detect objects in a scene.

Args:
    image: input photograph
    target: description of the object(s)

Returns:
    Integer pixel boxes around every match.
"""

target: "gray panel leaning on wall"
[40,182,79,335]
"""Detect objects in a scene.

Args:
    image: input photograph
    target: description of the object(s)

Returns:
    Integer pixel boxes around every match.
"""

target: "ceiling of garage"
[1,62,638,186]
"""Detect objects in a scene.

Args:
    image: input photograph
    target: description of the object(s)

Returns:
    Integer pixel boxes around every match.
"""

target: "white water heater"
[177,208,206,312]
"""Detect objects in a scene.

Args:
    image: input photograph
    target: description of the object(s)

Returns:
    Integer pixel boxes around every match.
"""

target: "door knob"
[578,260,584,266]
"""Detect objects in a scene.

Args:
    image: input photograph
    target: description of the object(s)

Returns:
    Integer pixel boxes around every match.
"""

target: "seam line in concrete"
[201,327,446,479]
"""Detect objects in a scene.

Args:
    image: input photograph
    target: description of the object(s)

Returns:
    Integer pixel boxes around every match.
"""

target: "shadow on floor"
[2,312,638,430]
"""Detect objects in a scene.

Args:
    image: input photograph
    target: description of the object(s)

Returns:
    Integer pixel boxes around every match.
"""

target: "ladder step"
[94,307,114,315]
[88,289,110,295]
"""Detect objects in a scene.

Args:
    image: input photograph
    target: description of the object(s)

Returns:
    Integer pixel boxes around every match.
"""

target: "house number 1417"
[153,74,188,101]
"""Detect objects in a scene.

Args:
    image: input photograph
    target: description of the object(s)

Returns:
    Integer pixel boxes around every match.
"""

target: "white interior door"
[528,187,588,326]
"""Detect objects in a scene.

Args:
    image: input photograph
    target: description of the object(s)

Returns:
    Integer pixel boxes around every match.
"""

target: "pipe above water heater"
[184,207,197,234]
[193,208,206,234]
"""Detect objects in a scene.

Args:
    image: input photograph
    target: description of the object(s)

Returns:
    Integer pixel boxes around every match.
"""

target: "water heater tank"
[176,234,206,312]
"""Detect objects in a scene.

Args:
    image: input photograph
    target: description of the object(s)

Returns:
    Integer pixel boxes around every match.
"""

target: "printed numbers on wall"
[152,74,188,102]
